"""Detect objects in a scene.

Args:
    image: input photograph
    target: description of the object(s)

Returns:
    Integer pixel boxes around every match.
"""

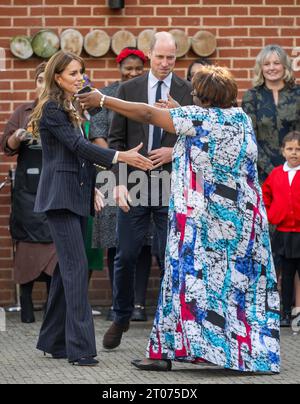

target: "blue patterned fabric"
[147,106,280,373]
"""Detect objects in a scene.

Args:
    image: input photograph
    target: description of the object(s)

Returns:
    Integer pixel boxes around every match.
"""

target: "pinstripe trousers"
[36,209,97,362]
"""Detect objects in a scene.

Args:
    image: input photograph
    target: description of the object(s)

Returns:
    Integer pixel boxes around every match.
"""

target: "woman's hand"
[118,143,153,171]
[15,128,30,141]
[94,188,105,212]
[7,128,30,151]
[154,94,180,109]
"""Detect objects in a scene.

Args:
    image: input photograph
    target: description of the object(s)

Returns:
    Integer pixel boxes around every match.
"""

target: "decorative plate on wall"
[10,35,33,60]
[60,29,83,56]
[137,29,155,55]
[84,30,110,57]
[191,31,217,57]
[169,29,191,58]
[111,30,136,55]
[31,30,60,59]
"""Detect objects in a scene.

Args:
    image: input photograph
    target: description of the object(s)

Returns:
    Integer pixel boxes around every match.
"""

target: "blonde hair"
[30,51,85,138]
[253,45,295,87]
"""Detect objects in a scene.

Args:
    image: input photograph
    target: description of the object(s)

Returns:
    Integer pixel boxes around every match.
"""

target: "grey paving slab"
[0,312,299,384]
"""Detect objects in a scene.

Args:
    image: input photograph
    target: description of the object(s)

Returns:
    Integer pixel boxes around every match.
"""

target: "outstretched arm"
[76,90,176,135]
[43,102,153,171]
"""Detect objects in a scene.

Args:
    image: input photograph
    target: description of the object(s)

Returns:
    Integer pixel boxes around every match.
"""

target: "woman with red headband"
[89,47,153,322]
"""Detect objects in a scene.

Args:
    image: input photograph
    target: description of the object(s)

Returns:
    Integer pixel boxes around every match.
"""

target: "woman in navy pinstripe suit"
[30,51,153,366]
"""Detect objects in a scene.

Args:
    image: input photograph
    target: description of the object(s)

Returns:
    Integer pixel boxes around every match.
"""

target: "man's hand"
[148,147,173,170]
[76,90,101,109]
[118,143,153,171]
[113,185,132,213]
[94,188,105,212]
[154,94,180,109]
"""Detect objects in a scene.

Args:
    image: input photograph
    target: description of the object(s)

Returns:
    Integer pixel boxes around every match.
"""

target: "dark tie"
[151,80,164,150]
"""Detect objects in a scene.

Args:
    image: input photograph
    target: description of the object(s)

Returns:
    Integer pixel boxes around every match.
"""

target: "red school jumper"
[262,165,300,233]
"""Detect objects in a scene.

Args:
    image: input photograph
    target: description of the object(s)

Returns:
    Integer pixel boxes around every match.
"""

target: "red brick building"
[0,0,300,307]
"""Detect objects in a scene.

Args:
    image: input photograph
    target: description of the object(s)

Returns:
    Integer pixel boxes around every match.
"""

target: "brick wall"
[1,0,300,307]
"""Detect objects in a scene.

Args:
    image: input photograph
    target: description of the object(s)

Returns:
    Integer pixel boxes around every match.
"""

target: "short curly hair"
[192,65,238,108]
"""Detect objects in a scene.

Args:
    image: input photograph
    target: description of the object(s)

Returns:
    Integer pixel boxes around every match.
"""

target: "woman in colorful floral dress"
[78,65,281,374]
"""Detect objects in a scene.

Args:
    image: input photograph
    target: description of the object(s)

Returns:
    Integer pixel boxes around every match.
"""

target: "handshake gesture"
[76,90,154,172]
[117,142,153,171]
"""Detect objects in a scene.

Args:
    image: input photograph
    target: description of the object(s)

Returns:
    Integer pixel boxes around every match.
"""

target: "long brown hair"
[30,51,85,138]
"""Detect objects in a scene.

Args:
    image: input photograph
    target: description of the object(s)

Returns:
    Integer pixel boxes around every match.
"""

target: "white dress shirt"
[283,162,300,185]
[147,71,172,153]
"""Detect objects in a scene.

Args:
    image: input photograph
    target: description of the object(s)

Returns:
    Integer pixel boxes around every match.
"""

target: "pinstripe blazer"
[34,101,116,217]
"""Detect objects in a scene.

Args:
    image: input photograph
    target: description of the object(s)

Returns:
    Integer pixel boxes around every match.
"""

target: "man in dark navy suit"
[33,51,152,366]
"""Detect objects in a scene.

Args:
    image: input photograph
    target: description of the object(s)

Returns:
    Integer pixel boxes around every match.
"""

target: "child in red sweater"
[263,131,300,327]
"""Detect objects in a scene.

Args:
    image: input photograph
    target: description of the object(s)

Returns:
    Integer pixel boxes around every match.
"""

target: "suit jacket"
[34,101,116,217]
[108,72,193,186]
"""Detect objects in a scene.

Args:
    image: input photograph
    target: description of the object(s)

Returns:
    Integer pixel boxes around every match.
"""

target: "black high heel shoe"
[70,357,99,366]
[131,359,172,371]
[43,351,67,359]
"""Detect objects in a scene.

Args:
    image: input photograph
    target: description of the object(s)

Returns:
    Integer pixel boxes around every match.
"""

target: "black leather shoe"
[280,312,291,327]
[131,359,172,371]
[106,307,114,321]
[70,357,99,366]
[103,321,130,349]
[131,305,147,322]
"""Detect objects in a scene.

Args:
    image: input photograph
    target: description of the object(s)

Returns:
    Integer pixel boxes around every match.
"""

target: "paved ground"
[0,310,299,384]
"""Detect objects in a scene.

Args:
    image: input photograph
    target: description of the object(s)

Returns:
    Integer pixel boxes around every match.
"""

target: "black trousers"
[36,210,96,362]
[281,257,300,314]
[107,245,152,307]
[113,204,168,324]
